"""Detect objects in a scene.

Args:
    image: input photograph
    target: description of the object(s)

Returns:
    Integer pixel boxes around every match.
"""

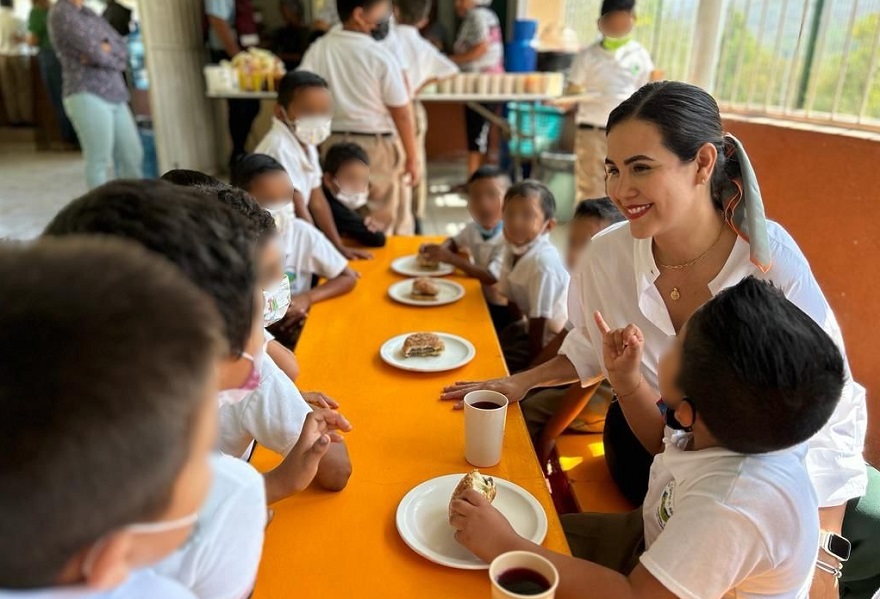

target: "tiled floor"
[0,141,567,249]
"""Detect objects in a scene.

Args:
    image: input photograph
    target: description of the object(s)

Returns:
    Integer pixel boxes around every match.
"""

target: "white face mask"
[282,111,332,146]
[263,275,291,327]
[508,225,548,257]
[217,341,266,408]
[334,180,369,211]
[266,201,295,233]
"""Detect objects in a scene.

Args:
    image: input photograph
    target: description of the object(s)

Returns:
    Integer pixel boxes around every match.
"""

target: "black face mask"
[370,18,391,41]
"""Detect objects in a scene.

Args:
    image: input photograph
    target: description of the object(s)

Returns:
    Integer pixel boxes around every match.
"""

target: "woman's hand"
[441,376,529,409]
[594,311,644,393]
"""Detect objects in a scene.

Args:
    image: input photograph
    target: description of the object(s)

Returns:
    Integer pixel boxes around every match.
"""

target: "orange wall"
[724,119,879,464]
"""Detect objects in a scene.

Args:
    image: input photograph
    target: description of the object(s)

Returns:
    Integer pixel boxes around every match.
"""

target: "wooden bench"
[555,434,632,514]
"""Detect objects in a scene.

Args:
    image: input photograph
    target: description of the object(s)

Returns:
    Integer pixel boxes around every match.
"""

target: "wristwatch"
[819,530,851,562]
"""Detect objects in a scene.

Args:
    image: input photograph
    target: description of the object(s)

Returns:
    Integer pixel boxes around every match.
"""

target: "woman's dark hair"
[231,153,287,192]
[503,180,556,221]
[607,81,740,211]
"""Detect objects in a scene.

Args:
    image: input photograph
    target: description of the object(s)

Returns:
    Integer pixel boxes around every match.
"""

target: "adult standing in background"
[0,0,32,126]
[49,0,142,189]
[205,0,261,167]
[450,0,503,178]
[27,0,77,146]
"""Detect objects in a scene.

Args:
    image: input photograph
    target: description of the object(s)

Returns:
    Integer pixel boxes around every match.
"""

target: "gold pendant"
[670,287,681,301]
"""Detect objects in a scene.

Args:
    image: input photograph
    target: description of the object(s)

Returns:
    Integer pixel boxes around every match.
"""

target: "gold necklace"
[656,224,726,302]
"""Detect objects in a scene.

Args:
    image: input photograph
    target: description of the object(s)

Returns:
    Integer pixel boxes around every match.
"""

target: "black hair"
[468,164,511,187]
[607,81,740,211]
[394,0,432,25]
[503,180,556,221]
[161,168,228,189]
[323,142,370,176]
[337,0,386,22]
[0,237,224,588]
[0,0,12,8]
[601,0,635,17]
[201,185,277,244]
[277,70,329,108]
[679,277,844,454]
[574,197,624,224]
[43,180,257,356]
[231,153,288,192]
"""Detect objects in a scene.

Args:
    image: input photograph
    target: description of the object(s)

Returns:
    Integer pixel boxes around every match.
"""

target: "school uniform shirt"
[498,235,569,345]
[254,117,322,205]
[453,7,504,74]
[218,352,312,459]
[152,454,266,599]
[559,220,869,507]
[0,7,24,55]
[392,23,458,92]
[299,26,409,134]
[452,221,505,304]
[279,218,348,296]
[0,570,196,599]
[640,429,818,598]
[568,40,653,127]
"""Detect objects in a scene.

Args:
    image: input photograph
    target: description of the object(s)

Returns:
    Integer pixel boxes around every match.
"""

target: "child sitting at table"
[44,181,352,599]
[523,198,624,457]
[254,70,372,260]
[322,142,387,248]
[495,180,569,374]
[232,153,358,349]
[420,165,511,332]
[450,277,844,599]
[0,237,225,598]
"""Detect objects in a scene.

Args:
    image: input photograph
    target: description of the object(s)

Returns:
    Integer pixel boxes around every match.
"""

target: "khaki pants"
[0,54,33,124]
[575,127,608,201]
[413,100,428,221]
[322,132,414,236]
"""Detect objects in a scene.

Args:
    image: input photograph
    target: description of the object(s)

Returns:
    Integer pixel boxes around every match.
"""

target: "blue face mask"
[476,221,503,240]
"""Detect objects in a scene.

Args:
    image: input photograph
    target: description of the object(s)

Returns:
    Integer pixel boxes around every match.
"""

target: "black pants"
[325,190,387,248]
[603,400,654,506]
[210,50,260,163]
[464,103,500,153]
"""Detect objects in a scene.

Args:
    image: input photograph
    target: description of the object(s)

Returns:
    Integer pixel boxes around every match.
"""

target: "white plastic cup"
[452,74,467,94]
[464,390,508,468]
[501,74,516,95]
[489,74,503,95]
[476,74,491,96]
[490,551,559,599]
[514,74,527,94]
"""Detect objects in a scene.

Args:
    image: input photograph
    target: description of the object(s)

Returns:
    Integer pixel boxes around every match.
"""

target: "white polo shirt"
[640,430,817,598]
[568,40,653,127]
[559,220,868,507]
[218,352,312,459]
[498,236,569,345]
[279,218,348,296]
[391,23,458,92]
[299,27,409,133]
[0,571,198,599]
[254,117,323,204]
[153,454,266,599]
[453,222,505,305]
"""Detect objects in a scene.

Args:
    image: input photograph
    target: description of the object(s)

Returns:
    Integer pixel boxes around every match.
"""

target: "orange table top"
[250,237,570,599]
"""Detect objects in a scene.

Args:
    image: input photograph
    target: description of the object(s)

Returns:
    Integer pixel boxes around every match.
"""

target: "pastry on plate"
[416,252,439,270]
[449,470,496,519]
[402,332,445,358]
[411,277,440,301]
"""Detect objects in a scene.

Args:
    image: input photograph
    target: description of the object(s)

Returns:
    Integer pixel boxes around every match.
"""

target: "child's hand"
[594,311,644,393]
[302,391,340,409]
[279,409,352,494]
[341,246,373,261]
[287,294,311,320]
[419,243,453,264]
[449,489,525,562]
[365,208,393,233]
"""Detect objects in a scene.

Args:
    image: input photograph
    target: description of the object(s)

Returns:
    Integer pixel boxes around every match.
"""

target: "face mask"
[601,34,633,51]
[266,201,295,233]
[334,180,369,211]
[217,350,263,408]
[263,276,291,327]
[82,512,199,577]
[508,224,547,256]
[370,17,391,41]
[476,221,503,240]
[293,116,332,146]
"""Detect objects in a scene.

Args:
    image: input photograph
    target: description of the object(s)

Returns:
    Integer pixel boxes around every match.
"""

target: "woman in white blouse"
[443,81,876,597]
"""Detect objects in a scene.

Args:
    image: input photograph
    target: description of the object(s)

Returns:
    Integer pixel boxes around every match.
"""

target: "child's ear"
[676,400,696,429]
[546,218,558,233]
[82,532,132,590]
[322,172,333,189]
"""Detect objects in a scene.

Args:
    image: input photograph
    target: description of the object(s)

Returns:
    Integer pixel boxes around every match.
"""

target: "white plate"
[380,332,475,373]
[396,474,548,569]
[391,255,455,277]
[388,279,465,307]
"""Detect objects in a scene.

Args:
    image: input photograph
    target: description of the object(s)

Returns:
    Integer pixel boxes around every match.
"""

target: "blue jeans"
[37,48,77,144]
[63,92,143,189]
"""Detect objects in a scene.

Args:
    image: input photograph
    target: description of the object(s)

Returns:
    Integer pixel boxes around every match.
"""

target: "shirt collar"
[271,117,315,170]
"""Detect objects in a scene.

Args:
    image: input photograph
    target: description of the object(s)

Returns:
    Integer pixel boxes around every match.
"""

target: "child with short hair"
[232,153,358,348]
[451,277,844,599]
[322,142,387,248]
[0,237,225,597]
[496,180,569,373]
[565,197,626,270]
[420,165,510,330]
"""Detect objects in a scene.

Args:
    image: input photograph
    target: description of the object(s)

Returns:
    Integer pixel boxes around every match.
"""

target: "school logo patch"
[656,481,675,529]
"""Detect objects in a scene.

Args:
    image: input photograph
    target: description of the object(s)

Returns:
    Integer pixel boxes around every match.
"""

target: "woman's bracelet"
[815,559,843,579]
[614,375,644,399]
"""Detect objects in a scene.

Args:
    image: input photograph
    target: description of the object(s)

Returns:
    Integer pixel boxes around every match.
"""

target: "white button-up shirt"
[254,117,323,205]
[559,220,868,507]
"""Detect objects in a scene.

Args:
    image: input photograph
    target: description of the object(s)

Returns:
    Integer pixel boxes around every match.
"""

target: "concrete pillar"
[138,0,225,175]
[689,0,728,93]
